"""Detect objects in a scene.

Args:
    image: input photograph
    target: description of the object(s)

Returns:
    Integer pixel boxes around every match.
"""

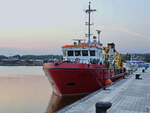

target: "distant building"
[1,57,20,63]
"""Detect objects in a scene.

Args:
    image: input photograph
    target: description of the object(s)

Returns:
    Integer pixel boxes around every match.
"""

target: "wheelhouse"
[62,44,104,64]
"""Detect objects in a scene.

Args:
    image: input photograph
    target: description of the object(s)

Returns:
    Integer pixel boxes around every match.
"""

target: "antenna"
[85,2,96,44]
[96,30,101,45]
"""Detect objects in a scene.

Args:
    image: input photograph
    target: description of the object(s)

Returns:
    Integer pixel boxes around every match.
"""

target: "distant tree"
[144,54,150,62]
[13,55,21,59]
[0,55,7,60]
[126,53,131,60]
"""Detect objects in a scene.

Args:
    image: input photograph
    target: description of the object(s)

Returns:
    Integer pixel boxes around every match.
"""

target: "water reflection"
[45,91,86,113]
[45,92,62,113]
[0,66,86,113]
[0,66,44,77]
[0,75,51,113]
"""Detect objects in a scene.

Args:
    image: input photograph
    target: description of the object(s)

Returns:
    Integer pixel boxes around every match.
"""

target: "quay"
[57,68,150,113]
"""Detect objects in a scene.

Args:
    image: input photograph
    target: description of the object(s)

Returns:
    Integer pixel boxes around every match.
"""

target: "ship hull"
[43,62,125,96]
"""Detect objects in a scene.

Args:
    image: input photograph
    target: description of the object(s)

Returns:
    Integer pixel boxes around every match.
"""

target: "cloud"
[118,27,146,38]
[98,26,148,39]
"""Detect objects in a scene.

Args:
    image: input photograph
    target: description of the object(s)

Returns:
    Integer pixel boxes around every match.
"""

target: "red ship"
[43,2,126,96]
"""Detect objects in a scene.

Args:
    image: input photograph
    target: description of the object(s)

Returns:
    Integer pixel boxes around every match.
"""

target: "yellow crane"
[104,43,123,69]
[104,47,109,60]
[109,51,123,69]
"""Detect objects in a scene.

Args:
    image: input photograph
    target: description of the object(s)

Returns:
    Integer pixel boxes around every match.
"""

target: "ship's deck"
[57,67,150,113]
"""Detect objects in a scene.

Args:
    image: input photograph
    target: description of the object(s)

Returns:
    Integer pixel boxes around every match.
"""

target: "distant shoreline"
[0,55,63,66]
[0,64,42,66]
[0,62,43,66]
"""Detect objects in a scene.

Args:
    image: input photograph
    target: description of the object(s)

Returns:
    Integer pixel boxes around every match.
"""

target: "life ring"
[75,58,80,63]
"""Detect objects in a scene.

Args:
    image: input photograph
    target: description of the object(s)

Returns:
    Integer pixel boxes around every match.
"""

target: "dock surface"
[57,68,150,113]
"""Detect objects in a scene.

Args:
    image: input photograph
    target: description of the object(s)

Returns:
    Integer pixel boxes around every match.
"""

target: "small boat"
[43,2,126,96]
[125,55,149,73]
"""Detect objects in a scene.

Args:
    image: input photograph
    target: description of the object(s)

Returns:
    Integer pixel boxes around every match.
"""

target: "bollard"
[103,86,106,90]
[142,69,145,73]
[96,102,112,113]
[135,74,141,79]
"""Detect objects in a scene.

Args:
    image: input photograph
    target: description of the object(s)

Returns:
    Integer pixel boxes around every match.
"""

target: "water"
[0,66,44,77]
[0,66,84,113]
[0,66,51,113]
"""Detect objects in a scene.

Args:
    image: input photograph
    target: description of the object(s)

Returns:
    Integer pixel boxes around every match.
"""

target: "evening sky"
[0,0,149,55]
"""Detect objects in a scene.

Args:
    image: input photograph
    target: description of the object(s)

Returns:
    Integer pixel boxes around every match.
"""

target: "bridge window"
[90,50,95,56]
[75,51,81,56]
[68,51,74,56]
[82,50,88,56]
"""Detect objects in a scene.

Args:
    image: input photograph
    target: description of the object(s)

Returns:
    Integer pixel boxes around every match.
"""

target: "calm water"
[0,66,52,113]
[0,66,84,113]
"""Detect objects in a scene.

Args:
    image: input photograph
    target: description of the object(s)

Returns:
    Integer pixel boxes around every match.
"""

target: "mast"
[85,2,96,44]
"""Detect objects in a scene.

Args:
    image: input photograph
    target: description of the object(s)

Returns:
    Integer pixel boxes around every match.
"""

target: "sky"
[0,0,150,56]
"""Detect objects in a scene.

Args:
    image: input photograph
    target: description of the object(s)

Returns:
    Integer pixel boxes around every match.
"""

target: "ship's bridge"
[62,44,104,64]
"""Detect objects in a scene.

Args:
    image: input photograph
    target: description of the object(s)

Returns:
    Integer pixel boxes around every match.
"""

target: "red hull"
[43,62,125,96]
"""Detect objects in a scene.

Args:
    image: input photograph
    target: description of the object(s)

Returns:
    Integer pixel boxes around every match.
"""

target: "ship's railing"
[80,59,90,64]
[63,58,103,64]
[63,58,90,64]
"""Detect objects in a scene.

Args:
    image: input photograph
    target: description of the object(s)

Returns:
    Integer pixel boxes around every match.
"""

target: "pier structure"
[57,67,150,113]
